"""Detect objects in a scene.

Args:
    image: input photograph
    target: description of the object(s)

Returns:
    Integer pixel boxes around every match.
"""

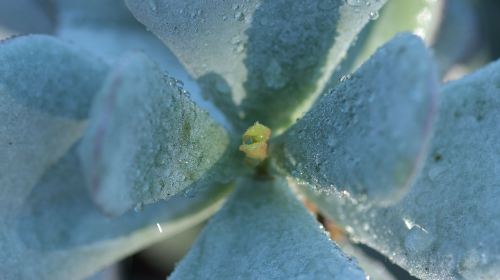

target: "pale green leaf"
[328,0,443,88]
[271,34,438,205]
[170,177,366,280]
[125,0,387,130]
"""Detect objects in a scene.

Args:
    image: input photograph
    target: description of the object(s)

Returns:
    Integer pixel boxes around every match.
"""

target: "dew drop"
[404,226,434,254]
[148,0,158,13]
[340,74,352,82]
[369,10,379,20]
[134,203,144,213]
[235,11,245,21]
[326,133,336,147]
[458,249,489,277]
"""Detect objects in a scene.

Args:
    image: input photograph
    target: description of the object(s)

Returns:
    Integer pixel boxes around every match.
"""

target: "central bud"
[239,122,271,161]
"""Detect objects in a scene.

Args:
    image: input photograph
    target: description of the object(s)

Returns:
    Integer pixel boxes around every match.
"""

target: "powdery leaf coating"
[271,34,438,205]
[0,34,107,219]
[308,59,500,280]
[170,177,366,280]
[0,146,228,280]
[125,0,387,130]
[79,52,231,216]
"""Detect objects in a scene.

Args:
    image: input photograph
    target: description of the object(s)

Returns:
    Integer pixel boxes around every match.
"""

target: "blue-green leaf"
[0,34,107,217]
[271,33,438,205]
[125,0,387,130]
[170,177,367,280]
[79,52,234,216]
[308,59,500,280]
[1,146,229,279]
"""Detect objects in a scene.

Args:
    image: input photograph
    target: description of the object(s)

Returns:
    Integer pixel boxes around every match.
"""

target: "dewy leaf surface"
[308,59,500,280]
[79,52,232,216]
[0,34,107,216]
[125,0,387,130]
[271,33,438,205]
[170,177,366,280]
[0,145,228,280]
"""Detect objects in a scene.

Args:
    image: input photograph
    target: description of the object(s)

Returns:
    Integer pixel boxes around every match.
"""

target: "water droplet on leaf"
[369,10,379,20]
[404,226,434,254]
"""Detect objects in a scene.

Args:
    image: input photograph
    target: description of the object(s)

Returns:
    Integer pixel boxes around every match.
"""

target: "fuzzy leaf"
[170,177,366,280]
[55,0,232,131]
[330,0,443,85]
[308,59,500,280]
[125,0,387,130]
[271,34,438,205]
[0,146,229,280]
[79,52,233,216]
[0,34,107,215]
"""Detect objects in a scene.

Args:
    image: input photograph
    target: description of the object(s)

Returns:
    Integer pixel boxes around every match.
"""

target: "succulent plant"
[1,0,499,279]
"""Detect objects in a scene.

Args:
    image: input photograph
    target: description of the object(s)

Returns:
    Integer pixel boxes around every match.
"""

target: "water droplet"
[148,0,158,13]
[231,35,241,45]
[458,249,489,277]
[235,11,245,21]
[369,10,379,20]
[235,43,245,53]
[362,223,370,231]
[326,133,336,147]
[404,226,434,254]
[340,74,352,82]
[134,203,144,212]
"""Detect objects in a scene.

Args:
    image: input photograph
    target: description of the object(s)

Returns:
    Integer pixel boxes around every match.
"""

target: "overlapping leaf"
[308,59,500,280]
[0,35,107,215]
[1,145,229,279]
[271,34,438,204]
[327,0,443,89]
[79,52,235,216]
